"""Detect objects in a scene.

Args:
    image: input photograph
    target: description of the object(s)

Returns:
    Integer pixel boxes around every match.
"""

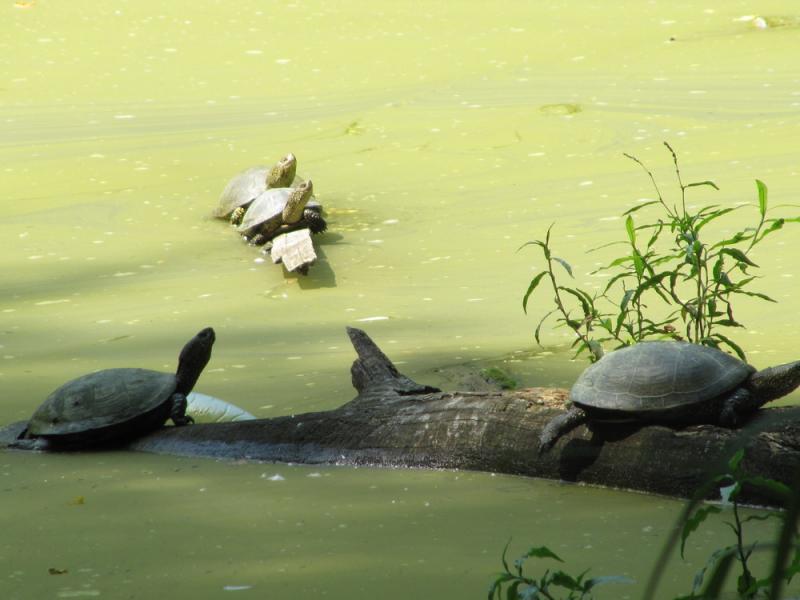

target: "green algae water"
[2,1,800,597]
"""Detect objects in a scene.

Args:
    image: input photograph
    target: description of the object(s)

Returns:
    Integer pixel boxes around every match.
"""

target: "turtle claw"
[172,414,194,427]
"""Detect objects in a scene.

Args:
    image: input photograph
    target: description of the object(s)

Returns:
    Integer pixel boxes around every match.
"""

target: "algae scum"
[3,1,800,598]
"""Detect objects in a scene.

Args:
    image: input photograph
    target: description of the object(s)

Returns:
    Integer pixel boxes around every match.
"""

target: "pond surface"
[2,1,799,597]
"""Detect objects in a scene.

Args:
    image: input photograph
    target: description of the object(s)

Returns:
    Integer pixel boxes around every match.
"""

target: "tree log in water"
[125,327,800,507]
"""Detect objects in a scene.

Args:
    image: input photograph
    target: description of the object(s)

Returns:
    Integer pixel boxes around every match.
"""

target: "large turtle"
[539,341,800,452]
[15,327,216,450]
[237,180,326,246]
[214,153,297,224]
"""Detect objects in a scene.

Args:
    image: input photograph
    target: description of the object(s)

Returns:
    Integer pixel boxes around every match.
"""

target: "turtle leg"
[170,393,195,426]
[538,406,588,454]
[719,388,759,427]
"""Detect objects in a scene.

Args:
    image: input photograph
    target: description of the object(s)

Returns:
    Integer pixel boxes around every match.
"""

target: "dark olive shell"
[27,368,176,437]
[214,166,272,218]
[570,341,755,413]
[236,188,321,232]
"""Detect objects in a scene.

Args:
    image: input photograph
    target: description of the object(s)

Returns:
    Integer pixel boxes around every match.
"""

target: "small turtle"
[539,341,800,452]
[214,153,297,225]
[15,327,216,450]
[237,180,327,246]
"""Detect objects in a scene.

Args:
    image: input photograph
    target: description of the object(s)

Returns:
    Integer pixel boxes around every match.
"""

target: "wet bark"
[127,327,800,507]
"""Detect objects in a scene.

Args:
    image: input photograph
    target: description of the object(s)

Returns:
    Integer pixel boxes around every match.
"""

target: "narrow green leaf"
[696,207,735,232]
[516,240,546,253]
[550,570,581,590]
[559,287,592,318]
[625,214,636,245]
[534,310,556,345]
[712,231,754,250]
[633,251,644,279]
[602,271,634,295]
[700,551,737,598]
[686,180,720,190]
[619,289,635,314]
[622,200,660,215]
[505,581,522,600]
[735,290,777,303]
[713,319,743,328]
[712,333,747,361]
[680,505,722,558]
[720,247,758,267]
[522,272,548,314]
[501,539,513,574]
[756,217,784,243]
[741,476,792,502]
[521,546,564,563]
[756,179,768,217]
[728,448,745,472]
[552,257,574,278]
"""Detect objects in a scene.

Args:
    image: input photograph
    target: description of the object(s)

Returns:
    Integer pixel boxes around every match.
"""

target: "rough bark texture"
[125,327,800,507]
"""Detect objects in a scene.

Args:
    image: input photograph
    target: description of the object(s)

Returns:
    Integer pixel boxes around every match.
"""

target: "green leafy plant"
[487,540,632,599]
[521,143,799,362]
[672,449,799,599]
[643,410,800,600]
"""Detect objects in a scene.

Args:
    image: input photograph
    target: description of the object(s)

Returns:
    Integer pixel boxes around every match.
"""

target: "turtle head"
[267,153,297,188]
[282,180,314,224]
[748,360,800,405]
[175,327,216,395]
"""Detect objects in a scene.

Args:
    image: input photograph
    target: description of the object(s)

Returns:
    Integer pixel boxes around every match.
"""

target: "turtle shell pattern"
[236,187,321,233]
[213,166,272,218]
[28,368,176,437]
[570,341,756,413]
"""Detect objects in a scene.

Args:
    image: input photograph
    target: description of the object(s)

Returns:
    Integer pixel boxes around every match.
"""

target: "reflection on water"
[2,0,800,598]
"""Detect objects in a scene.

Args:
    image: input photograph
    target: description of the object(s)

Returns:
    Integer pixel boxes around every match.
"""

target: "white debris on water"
[356,316,389,322]
[223,585,253,591]
[262,473,285,481]
[34,299,70,306]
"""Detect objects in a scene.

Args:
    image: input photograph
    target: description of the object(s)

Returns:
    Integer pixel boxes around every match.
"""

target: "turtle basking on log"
[214,153,298,225]
[13,327,216,450]
[237,180,326,246]
[539,341,800,452]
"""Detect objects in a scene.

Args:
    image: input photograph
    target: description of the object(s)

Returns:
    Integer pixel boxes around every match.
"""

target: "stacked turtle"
[214,154,327,273]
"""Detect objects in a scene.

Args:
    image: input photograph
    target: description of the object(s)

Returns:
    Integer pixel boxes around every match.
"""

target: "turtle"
[14,327,216,450]
[237,179,327,246]
[214,153,297,225]
[538,341,800,453]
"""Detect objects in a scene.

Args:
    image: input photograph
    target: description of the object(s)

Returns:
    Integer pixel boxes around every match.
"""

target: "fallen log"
[123,327,800,507]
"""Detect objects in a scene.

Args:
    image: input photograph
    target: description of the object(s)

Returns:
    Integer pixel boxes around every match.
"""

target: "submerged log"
[125,327,800,507]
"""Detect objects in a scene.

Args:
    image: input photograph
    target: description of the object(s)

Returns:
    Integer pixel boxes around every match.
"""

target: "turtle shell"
[570,341,755,414]
[28,368,177,438]
[214,155,299,219]
[214,166,272,218]
[236,187,321,232]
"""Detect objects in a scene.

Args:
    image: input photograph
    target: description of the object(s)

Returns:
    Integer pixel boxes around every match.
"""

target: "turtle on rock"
[237,179,326,246]
[214,153,297,225]
[538,341,800,453]
[14,327,216,450]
